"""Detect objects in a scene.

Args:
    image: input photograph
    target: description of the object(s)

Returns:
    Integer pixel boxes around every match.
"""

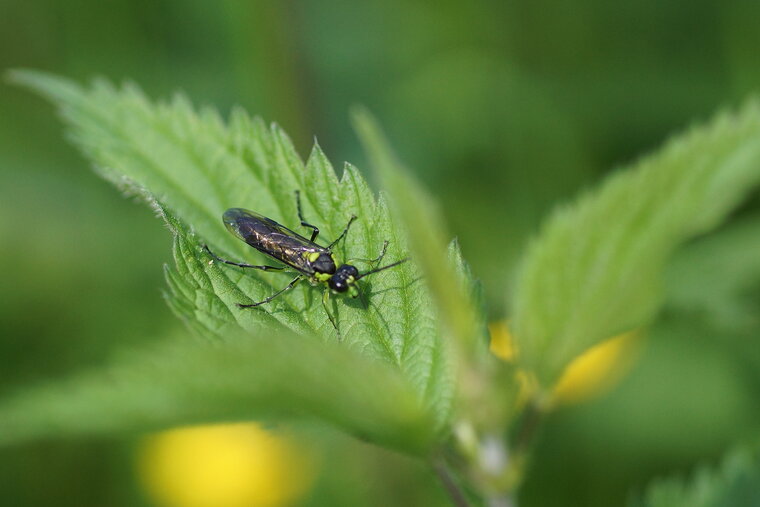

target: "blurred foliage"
[511,97,760,387]
[666,213,760,333]
[3,0,760,506]
[631,446,760,507]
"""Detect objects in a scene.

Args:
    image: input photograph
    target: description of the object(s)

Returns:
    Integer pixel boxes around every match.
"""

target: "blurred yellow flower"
[489,321,640,406]
[489,321,517,361]
[552,331,639,405]
[137,423,316,507]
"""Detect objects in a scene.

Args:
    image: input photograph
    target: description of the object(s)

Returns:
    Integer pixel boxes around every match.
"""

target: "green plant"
[4,70,760,505]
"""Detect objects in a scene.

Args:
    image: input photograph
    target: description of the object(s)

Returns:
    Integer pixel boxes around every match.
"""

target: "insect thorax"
[305,251,337,275]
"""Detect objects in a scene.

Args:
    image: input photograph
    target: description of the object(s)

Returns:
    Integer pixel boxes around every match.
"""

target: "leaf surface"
[510,100,760,386]
[6,71,454,448]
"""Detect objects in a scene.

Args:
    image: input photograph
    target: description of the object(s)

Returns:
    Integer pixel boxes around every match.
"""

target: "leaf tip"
[5,68,81,102]
[350,105,382,148]
[5,67,42,86]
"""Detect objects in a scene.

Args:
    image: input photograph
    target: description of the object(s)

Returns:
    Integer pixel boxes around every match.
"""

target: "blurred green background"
[2,0,760,505]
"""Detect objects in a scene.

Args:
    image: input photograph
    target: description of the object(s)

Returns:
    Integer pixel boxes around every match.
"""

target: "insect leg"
[371,240,389,265]
[238,276,302,308]
[295,190,320,242]
[326,214,357,249]
[321,290,341,340]
[203,245,285,271]
[347,240,388,265]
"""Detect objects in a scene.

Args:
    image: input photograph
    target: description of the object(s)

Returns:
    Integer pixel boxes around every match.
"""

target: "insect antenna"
[355,258,409,280]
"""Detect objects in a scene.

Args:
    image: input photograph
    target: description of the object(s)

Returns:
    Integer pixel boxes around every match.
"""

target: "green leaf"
[511,99,760,387]
[665,213,760,331]
[352,109,486,359]
[163,206,453,436]
[9,71,453,444]
[633,447,760,507]
[0,330,437,454]
[353,110,498,429]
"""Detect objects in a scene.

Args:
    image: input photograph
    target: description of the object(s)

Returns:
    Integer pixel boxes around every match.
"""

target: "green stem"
[513,400,545,457]
[433,457,471,507]
[447,396,548,505]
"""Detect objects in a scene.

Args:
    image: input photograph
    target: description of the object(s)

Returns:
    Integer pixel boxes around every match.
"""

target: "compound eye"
[328,276,348,292]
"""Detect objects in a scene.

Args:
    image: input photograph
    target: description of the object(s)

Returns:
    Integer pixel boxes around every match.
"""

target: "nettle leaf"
[665,213,760,332]
[7,70,452,448]
[632,447,760,507]
[511,99,760,387]
[352,109,486,358]
[0,329,436,454]
[353,111,498,424]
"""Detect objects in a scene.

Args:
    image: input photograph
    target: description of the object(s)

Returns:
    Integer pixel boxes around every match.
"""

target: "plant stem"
[433,458,471,507]
[513,400,545,456]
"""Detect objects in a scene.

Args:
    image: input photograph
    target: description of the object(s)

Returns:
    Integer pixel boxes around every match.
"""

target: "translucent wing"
[223,208,329,274]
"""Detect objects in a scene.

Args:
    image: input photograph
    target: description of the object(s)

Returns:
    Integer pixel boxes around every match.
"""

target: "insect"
[203,190,407,332]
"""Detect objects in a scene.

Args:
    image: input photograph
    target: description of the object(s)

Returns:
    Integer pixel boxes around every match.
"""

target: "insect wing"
[223,208,325,273]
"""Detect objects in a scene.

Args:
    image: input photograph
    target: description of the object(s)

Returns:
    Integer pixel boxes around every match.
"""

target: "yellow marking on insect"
[307,252,320,262]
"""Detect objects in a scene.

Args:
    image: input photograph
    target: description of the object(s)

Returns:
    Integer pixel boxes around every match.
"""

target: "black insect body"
[204,191,407,332]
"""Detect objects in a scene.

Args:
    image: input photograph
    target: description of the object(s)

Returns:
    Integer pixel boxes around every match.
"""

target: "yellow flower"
[552,331,639,405]
[489,321,640,406]
[137,423,316,507]
[489,321,538,406]
[489,321,517,361]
